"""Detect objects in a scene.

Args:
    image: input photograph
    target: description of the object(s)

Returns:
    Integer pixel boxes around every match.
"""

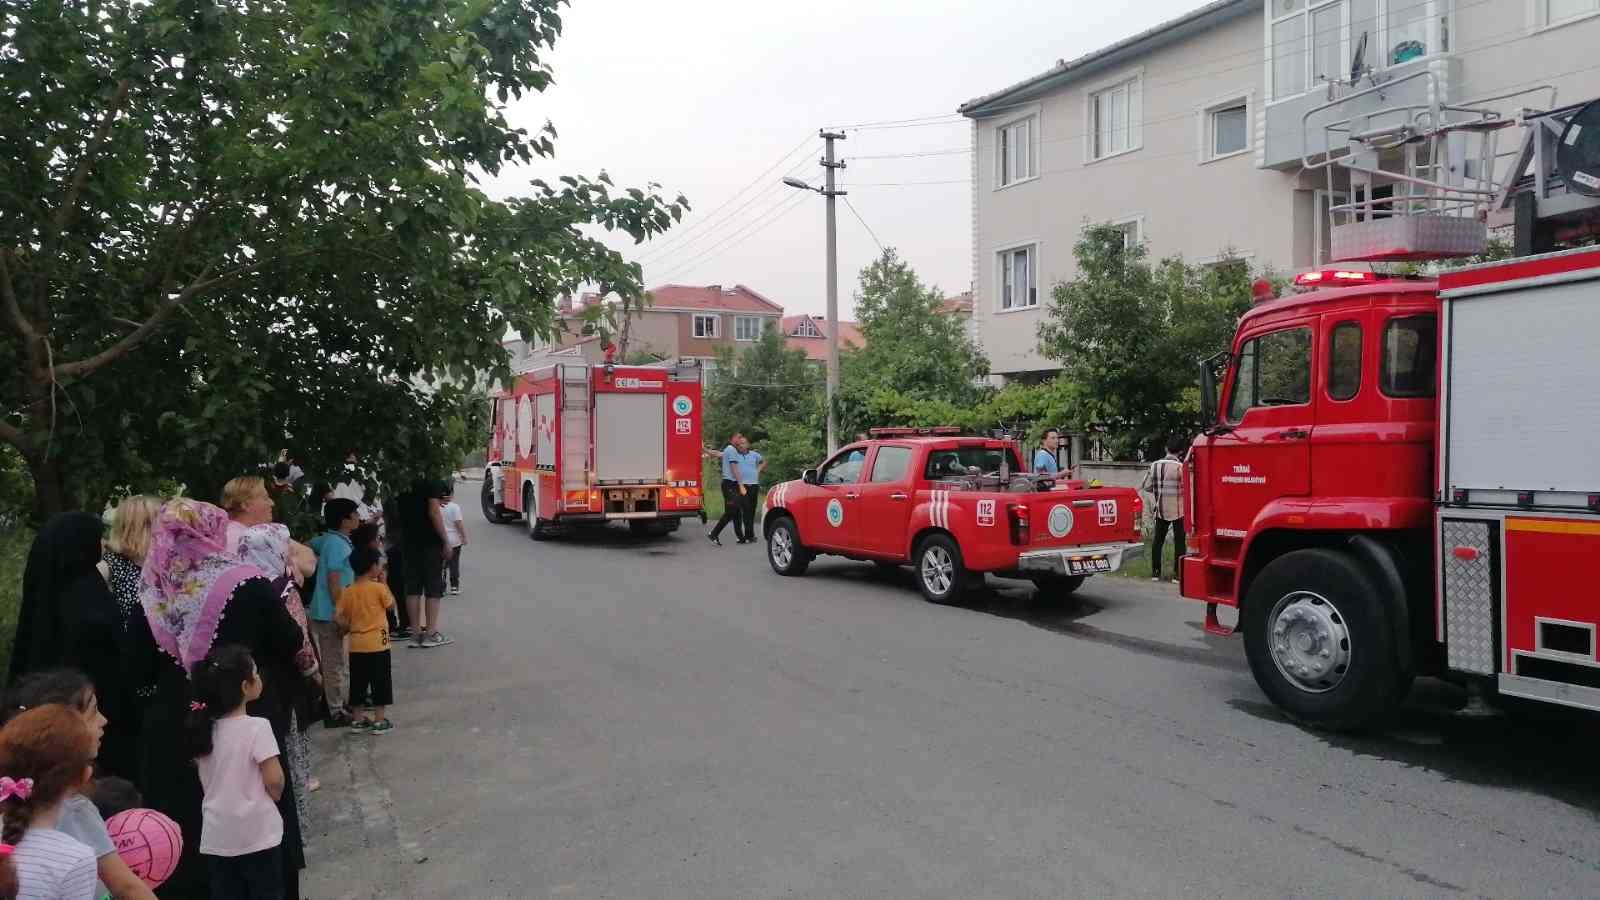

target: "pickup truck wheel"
[766,516,811,576]
[1030,574,1086,599]
[915,535,966,605]
[1242,548,1405,732]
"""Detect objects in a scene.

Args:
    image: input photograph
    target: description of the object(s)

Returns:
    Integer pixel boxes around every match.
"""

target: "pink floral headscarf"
[140,499,267,670]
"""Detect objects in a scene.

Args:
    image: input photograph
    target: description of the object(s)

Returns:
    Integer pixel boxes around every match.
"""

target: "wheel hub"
[922,546,954,595]
[1267,591,1351,694]
[771,529,793,567]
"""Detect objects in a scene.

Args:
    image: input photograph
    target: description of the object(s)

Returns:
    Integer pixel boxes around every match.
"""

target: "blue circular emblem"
[672,395,693,416]
[826,498,845,527]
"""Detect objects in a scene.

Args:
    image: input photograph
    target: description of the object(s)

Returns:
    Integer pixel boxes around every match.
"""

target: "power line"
[633,150,818,273]
[842,197,886,254]
[648,191,811,284]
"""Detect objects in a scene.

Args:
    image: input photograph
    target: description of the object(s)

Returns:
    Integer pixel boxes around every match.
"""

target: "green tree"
[1,0,686,519]
[1037,225,1254,458]
[703,328,822,449]
[837,249,989,435]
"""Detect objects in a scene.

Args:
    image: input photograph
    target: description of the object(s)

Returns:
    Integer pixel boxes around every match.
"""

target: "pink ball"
[105,808,183,888]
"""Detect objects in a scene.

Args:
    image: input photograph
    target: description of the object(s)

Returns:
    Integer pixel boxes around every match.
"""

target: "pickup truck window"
[819,448,868,485]
[1227,325,1311,423]
[924,447,1023,479]
[869,446,914,483]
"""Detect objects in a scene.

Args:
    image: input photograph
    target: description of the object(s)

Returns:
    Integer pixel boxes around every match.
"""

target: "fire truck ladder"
[560,365,591,495]
[1300,70,1556,263]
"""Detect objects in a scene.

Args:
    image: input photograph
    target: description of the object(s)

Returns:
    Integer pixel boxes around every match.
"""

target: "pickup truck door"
[854,444,917,559]
[802,446,868,551]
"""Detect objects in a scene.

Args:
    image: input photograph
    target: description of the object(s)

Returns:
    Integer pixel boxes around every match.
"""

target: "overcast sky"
[478,0,1206,320]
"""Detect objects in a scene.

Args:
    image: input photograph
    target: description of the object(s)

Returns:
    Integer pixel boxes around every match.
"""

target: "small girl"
[2,670,156,900]
[185,646,284,900]
[0,705,100,900]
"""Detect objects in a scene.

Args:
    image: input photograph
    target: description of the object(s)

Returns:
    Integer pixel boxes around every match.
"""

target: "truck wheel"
[481,477,512,524]
[1242,548,1406,731]
[1031,574,1087,600]
[914,535,966,605]
[766,516,811,576]
[524,484,553,542]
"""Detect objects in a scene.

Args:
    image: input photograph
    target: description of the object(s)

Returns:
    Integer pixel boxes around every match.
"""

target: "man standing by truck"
[734,434,767,545]
[1141,435,1187,582]
[706,433,745,546]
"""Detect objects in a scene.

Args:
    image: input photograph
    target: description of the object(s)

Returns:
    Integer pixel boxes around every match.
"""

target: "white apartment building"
[962,0,1600,382]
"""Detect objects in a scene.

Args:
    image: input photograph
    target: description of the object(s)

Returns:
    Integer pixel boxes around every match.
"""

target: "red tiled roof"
[940,292,973,315]
[646,284,785,314]
[781,315,864,362]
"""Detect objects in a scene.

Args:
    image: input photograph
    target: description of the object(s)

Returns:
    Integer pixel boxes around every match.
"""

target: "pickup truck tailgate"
[1026,489,1141,548]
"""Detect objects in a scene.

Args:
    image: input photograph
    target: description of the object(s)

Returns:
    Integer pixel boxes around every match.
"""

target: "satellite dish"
[1557,99,1600,198]
[1349,31,1368,83]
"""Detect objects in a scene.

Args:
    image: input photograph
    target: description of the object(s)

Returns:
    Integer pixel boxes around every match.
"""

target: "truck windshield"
[924,447,1022,479]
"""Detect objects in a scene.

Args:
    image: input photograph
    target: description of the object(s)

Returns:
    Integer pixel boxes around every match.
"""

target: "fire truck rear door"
[1207,320,1314,538]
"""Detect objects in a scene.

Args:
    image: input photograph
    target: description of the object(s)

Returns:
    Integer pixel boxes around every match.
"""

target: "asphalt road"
[302,498,1600,899]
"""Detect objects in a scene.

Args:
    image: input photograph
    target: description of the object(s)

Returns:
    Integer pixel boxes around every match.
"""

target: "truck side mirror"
[802,468,819,485]
[1200,352,1224,427]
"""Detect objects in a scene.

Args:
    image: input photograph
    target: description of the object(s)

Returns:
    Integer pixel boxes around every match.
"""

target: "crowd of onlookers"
[2,455,469,899]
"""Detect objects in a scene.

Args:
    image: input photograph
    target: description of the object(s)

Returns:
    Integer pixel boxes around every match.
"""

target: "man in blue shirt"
[734,434,767,545]
[309,498,359,726]
[1034,428,1062,476]
[705,432,745,545]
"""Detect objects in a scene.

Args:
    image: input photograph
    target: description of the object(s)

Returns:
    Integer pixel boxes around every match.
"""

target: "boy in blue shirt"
[309,498,360,727]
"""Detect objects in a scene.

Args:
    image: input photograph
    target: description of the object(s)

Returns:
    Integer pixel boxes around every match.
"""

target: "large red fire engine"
[481,360,705,538]
[1182,89,1600,728]
[764,428,1143,604]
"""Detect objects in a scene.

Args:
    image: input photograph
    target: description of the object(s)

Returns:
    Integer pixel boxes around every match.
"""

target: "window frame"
[692,313,719,339]
[819,447,868,485]
[994,113,1039,189]
[1379,314,1437,398]
[1536,0,1600,30]
[1327,320,1363,401]
[733,315,763,342]
[995,241,1040,313]
[1266,0,1454,104]
[1199,93,1254,163]
[790,317,823,338]
[868,445,915,484]
[1084,70,1144,163]
[1226,325,1314,424]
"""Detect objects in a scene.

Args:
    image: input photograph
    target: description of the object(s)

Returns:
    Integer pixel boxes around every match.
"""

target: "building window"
[996,115,1038,187]
[693,313,719,338]
[1206,100,1250,159]
[734,315,763,341]
[1269,0,1452,101]
[1108,218,1142,250]
[997,244,1037,311]
[1542,0,1600,25]
[1089,77,1141,160]
[791,317,823,338]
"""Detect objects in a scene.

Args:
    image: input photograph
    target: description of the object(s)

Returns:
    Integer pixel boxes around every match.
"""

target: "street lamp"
[783,130,846,453]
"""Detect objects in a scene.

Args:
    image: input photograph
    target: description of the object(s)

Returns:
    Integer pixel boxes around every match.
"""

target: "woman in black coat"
[125,499,307,900]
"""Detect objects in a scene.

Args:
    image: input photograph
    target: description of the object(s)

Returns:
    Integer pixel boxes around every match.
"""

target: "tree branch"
[48,79,133,244]
[0,248,38,341]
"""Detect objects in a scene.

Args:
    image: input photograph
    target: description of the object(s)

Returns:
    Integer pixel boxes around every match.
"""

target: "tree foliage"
[1,0,687,519]
[1036,225,1254,458]
[702,328,822,486]
[836,249,989,436]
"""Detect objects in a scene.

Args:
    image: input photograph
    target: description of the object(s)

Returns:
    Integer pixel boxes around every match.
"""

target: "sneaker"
[348,719,374,734]
[392,627,413,641]
[1150,576,1162,582]
[409,635,427,649]
[707,534,722,546]
[323,711,354,729]
[422,631,455,647]
[366,719,395,735]
[450,586,461,596]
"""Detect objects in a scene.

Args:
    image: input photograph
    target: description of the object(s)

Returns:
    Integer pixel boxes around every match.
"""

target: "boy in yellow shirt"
[337,547,397,734]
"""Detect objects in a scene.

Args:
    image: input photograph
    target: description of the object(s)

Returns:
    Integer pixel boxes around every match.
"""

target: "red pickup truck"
[762,433,1145,603]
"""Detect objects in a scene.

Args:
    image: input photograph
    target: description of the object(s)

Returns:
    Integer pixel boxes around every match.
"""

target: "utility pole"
[820,130,846,453]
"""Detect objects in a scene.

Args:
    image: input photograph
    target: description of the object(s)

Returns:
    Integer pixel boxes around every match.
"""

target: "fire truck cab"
[1184,252,1600,728]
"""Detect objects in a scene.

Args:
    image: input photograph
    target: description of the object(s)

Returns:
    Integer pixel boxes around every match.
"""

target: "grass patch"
[0,525,33,679]
[1114,532,1188,581]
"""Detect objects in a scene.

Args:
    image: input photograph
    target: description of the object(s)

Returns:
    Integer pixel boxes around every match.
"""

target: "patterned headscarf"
[235,522,292,579]
[140,499,267,670]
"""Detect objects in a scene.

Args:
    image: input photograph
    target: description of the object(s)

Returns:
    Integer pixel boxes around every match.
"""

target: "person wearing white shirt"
[440,491,467,596]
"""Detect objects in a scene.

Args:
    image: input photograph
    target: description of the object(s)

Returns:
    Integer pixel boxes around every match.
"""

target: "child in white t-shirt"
[440,492,467,597]
[186,646,284,900]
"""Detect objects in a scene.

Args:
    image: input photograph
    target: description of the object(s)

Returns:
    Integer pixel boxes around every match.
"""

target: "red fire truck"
[481,360,706,538]
[764,428,1144,604]
[1183,90,1600,728]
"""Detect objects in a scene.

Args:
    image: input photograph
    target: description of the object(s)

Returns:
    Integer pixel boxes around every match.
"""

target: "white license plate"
[1067,556,1112,575]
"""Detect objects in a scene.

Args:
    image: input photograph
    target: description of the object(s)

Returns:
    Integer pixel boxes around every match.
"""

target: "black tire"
[1031,574,1087,599]
[765,516,811,576]
[524,484,553,542]
[914,534,966,605]
[481,477,512,524]
[1242,548,1408,731]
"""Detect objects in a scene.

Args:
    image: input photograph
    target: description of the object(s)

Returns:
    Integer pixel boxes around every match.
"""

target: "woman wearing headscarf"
[125,499,307,900]
[10,511,139,779]
[236,521,322,832]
